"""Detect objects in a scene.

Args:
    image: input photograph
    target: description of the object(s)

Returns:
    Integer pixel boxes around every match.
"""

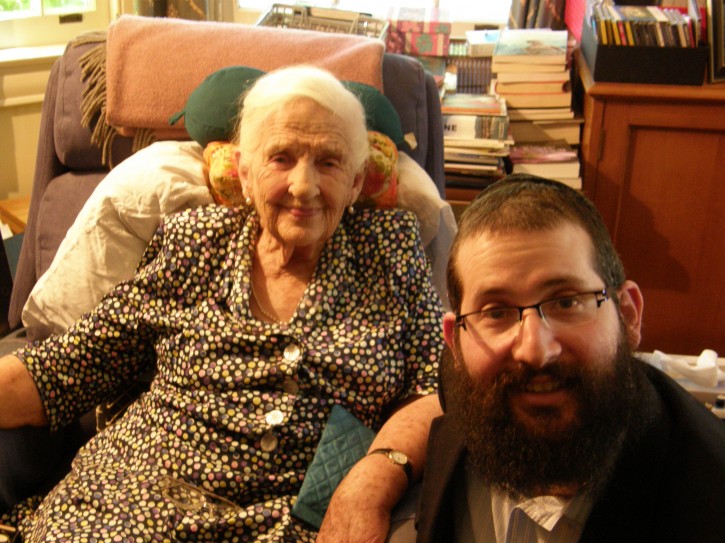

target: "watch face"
[389,450,408,464]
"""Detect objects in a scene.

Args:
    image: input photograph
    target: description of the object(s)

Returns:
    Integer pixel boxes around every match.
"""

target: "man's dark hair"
[447,174,626,313]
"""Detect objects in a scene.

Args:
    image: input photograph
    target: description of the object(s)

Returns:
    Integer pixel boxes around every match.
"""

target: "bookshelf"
[576,49,725,356]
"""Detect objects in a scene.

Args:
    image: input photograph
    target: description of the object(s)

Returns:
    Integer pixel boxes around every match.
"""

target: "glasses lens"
[466,307,520,335]
[540,293,599,329]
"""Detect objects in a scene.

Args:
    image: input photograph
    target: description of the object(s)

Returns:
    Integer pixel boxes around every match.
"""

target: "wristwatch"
[367,448,413,486]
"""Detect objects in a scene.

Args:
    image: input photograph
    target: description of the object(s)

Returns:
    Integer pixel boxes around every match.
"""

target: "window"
[0,0,95,21]
[0,0,108,49]
[237,0,511,27]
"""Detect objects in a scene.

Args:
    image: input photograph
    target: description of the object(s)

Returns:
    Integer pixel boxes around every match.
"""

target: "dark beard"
[443,340,647,500]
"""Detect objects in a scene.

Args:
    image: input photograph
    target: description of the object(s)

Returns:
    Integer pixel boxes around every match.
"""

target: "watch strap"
[367,448,413,486]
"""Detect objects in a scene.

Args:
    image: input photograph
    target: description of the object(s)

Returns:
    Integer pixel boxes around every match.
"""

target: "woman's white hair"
[235,65,369,176]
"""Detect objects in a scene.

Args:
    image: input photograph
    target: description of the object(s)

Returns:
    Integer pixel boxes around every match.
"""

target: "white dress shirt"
[455,462,594,543]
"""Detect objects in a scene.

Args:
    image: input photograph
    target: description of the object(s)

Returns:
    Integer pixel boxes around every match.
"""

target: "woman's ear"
[237,151,252,199]
[617,280,644,350]
[349,168,366,206]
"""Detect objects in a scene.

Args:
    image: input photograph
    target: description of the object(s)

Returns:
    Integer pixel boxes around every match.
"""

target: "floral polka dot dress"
[14,205,443,542]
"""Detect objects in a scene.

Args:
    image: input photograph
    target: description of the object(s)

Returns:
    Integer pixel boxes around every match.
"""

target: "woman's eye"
[319,157,341,169]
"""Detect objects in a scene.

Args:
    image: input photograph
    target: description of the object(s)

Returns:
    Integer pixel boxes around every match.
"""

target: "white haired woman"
[0,66,444,542]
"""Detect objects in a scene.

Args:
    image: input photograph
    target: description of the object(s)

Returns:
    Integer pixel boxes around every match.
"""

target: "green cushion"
[169,66,265,147]
[170,66,404,147]
[341,80,404,146]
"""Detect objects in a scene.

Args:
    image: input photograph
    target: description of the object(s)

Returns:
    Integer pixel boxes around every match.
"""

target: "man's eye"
[482,308,511,321]
[555,296,578,310]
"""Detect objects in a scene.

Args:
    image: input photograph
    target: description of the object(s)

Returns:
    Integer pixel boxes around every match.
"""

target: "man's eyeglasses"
[455,288,610,338]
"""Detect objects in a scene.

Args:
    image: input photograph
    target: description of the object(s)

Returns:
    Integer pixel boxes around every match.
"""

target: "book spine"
[442,114,509,140]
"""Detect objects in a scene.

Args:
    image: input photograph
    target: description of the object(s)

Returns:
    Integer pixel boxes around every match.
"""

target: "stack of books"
[440,92,510,198]
[509,140,582,189]
[491,28,583,147]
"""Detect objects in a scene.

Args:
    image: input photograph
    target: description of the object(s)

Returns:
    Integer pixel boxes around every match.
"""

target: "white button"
[265,409,284,426]
[260,431,278,452]
[283,379,300,395]
[284,344,301,362]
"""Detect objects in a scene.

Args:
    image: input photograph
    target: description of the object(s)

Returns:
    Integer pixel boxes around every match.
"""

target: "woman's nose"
[288,159,320,199]
[510,309,561,369]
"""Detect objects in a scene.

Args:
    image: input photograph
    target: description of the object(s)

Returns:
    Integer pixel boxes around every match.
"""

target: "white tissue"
[653,349,725,388]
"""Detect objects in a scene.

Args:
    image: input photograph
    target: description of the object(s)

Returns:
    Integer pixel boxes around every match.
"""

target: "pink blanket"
[106,15,385,137]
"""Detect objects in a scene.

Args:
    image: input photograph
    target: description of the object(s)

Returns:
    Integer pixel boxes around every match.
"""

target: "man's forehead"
[455,224,599,290]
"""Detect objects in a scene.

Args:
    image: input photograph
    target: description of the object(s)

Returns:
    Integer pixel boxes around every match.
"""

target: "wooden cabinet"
[577,51,725,355]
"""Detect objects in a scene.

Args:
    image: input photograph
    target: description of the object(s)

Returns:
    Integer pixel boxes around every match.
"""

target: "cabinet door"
[589,100,725,355]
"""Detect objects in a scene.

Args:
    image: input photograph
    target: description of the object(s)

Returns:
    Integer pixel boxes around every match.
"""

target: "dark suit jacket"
[416,365,725,543]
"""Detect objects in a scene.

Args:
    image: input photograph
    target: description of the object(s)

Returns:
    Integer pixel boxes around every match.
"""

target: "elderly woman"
[0,66,444,541]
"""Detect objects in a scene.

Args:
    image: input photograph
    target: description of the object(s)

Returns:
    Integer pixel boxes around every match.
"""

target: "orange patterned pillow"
[202,132,398,209]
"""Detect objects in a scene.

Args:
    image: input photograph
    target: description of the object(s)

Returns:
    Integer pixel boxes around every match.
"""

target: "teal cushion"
[170,66,404,147]
[291,404,376,529]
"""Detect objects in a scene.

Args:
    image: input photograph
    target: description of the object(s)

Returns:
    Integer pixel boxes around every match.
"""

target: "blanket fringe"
[75,32,156,168]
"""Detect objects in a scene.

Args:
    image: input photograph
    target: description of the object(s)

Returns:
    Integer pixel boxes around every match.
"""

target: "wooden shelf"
[576,49,725,355]
[0,196,30,235]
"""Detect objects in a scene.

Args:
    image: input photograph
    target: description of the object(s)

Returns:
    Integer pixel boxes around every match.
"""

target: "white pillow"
[22,143,454,337]
[22,141,213,337]
[396,153,457,310]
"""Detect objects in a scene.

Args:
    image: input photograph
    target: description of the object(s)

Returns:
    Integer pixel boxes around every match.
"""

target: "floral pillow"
[202,131,398,209]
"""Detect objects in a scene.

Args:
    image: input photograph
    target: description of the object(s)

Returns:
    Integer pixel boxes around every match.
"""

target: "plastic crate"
[256,4,389,40]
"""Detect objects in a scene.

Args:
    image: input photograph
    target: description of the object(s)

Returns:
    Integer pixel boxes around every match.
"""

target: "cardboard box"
[386,7,451,57]
[581,21,707,85]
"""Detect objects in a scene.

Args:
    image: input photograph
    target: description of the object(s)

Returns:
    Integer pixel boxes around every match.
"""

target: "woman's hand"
[317,394,443,542]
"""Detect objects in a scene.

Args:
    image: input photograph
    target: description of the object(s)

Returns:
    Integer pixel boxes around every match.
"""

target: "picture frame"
[707,0,725,82]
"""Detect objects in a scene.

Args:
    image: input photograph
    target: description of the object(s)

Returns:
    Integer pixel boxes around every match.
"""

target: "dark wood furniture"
[577,50,725,355]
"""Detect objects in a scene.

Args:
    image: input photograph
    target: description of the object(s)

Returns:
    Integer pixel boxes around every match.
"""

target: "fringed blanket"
[105,15,385,137]
[75,15,386,166]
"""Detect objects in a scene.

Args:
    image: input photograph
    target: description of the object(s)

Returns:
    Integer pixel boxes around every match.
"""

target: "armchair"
[0,16,453,532]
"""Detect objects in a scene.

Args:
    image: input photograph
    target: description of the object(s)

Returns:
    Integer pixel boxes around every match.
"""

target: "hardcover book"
[442,113,509,140]
[441,93,507,115]
[494,80,569,94]
[465,29,501,57]
[492,29,568,65]
[507,107,575,121]
[495,70,570,83]
[509,141,581,186]
[501,91,572,109]
[509,118,583,145]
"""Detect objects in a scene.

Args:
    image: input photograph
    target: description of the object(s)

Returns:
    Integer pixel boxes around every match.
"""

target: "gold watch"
[367,448,413,486]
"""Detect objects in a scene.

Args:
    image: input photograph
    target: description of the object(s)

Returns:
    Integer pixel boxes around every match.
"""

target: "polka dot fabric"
[12,205,444,541]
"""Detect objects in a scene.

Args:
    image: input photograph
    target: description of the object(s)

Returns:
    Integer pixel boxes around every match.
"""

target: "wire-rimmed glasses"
[455,288,610,341]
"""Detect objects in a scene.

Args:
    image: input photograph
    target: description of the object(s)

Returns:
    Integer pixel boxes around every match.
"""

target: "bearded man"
[415,175,725,543]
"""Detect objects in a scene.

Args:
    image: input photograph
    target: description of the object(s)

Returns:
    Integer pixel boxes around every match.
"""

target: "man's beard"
[443,339,647,500]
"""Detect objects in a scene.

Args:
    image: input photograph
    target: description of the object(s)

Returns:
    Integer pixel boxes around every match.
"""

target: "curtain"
[508,0,567,30]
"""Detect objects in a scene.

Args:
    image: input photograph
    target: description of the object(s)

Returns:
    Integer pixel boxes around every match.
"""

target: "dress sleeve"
[14,223,171,431]
[389,211,445,399]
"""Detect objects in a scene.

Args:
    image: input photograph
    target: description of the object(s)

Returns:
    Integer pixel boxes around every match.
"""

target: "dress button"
[284,343,301,362]
[283,378,300,395]
[265,409,284,426]
[260,431,278,452]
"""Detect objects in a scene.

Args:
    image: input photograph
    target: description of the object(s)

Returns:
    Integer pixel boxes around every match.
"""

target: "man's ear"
[617,280,644,350]
[443,312,458,350]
